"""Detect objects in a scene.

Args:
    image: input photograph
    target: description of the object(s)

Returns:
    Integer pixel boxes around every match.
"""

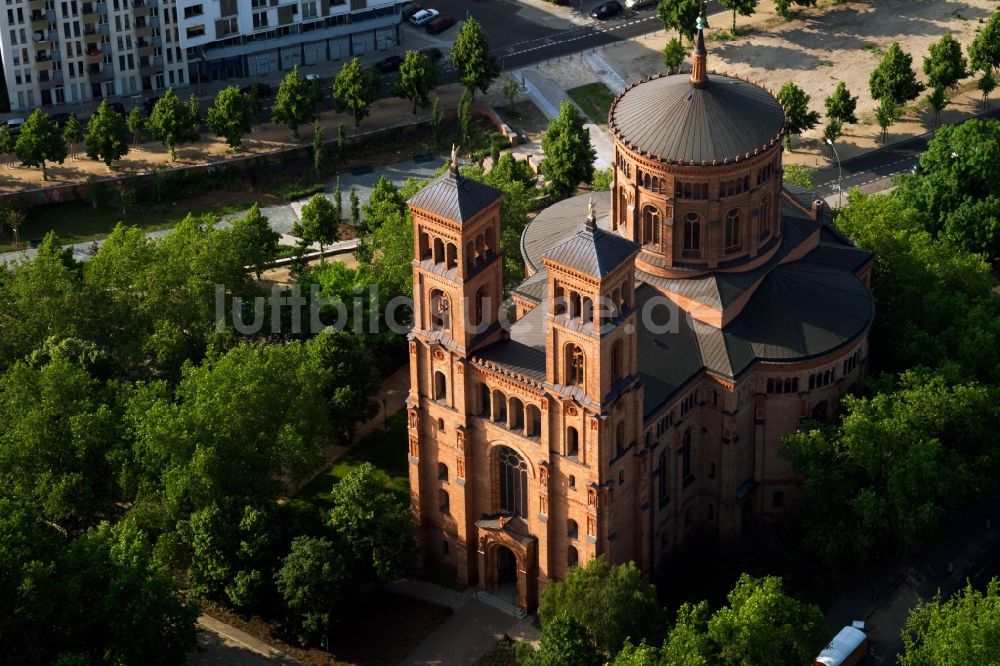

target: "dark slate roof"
[522,195,613,274]
[723,261,874,369]
[543,218,639,278]
[609,73,786,164]
[475,300,547,382]
[407,169,501,224]
[513,268,547,303]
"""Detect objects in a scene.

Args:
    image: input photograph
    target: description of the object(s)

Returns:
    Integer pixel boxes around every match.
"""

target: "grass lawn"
[293,409,409,510]
[566,82,616,126]
[3,199,254,252]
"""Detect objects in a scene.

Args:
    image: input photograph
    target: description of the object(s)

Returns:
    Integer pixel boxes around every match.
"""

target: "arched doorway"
[497,545,518,584]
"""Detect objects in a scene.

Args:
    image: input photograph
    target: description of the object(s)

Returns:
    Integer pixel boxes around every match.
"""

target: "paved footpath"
[192,615,299,666]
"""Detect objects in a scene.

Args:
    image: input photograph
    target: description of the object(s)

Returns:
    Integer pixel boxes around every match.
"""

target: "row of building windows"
[766,377,798,394]
[808,368,835,390]
[843,350,862,375]
[719,176,750,198]
[679,391,697,416]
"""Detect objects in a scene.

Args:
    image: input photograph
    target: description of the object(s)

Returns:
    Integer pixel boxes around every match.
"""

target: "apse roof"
[609,72,786,165]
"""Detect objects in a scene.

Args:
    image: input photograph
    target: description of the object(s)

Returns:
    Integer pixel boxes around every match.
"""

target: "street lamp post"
[825,137,843,209]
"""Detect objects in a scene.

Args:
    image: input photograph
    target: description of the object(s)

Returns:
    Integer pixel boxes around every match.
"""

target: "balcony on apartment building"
[31,11,49,31]
[133,0,153,16]
[35,51,55,70]
[149,15,160,28]
[100,39,112,54]
[48,28,60,42]
[151,35,161,47]
[39,69,63,89]
[134,17,152,36]
[97,1,108,14]
[101,63,115,81]
[85,42,103,62]
[138,56,157,76]
[98,23,109,36]
[137,37,154,56]
[82,2,99,20]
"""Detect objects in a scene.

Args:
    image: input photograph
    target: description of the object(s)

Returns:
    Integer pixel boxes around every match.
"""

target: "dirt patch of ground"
[545,0,997,166]
[200,590,451,666]
[496,101,552,142]
[257,252,359,289]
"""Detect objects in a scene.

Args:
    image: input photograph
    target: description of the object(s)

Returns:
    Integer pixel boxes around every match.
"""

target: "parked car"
[305,73,322,83]
[375,54,404,74]
[421,47,443,62]
[108,102,127,115]
[590,0,623,19]
[409,8,439,26]
[241,82,273,99]
[4,117,26,135]
[624,0,655,8]
[401,2,422,21]
[425,15,456,35]
[52,111,75,126]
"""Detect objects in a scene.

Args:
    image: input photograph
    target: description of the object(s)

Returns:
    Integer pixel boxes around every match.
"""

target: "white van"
[624,0,656,8]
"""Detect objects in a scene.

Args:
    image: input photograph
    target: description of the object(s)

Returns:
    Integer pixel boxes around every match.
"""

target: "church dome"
[609,72,786,165]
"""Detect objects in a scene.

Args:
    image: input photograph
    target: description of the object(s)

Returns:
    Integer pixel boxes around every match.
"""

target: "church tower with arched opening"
[407,16,874,613]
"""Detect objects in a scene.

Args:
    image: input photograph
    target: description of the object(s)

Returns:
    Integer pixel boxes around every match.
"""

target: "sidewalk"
[193,615,299,666]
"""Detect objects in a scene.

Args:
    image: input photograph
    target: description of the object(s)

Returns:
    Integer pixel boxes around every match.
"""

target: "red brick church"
[405,18,873,612]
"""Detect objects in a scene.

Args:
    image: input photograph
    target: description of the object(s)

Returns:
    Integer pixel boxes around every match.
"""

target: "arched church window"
[567,426,580,458]
[611,339,624,380]
[567,519,579,540]
[566,344,585,386]
[430,289,450,331]
[724,208,742,254]
[568,545,579,568]
[683,212,702,257]
[497,446,528,517]
[641,206,660,246]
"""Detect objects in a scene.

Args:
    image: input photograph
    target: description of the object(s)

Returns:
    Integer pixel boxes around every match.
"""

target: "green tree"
[894,119,1000,258]
[293,193,339,257]
[0,338,122,530]
[276,536,353,645]
[823,118,843,145]
[591,166,613,191]
[977,67,997,108]
[272,65,321,138]
[62,114,83,160]
[85,100,129,170]
[720,0,754,33]
[126,106,145,149]
[775,81,820,148]
[349,184,360,227]
[332,58,379,127]
[15,109,67,180]
[450,17,500,98]
[502,77,520,108]
[661,601,715,665]
[308,330,380,440]
[874,97,899,143]
[824,81,858,125]
[0,123,14,166]
[333,177,343,225]
[457,89,473,145]
[541,99,596,199]
[538,556,662,657]
[522,613,603,666]
[207,85,255,150]
[663,37,687,73]
[870,42,924,110]
[900,579,1000,666]
[707,575,828,666]
[782,370,1000,566]
[148,88,200,161]
[312,123,325,175]
[326,463,413,582]
[970,11,1000,107]
[430,96,444,146]
[394,50,439,114]
[230,203,279,278]
[657,0,700,40]
[490,152,535,188]
[923,34,968,125]
[773,0,816,20]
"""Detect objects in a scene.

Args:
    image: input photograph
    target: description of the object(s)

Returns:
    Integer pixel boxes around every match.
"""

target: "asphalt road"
[814,106,1000,199]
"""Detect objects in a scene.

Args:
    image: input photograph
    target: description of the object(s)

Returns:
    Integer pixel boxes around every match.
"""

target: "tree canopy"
[394,50,439,114]
[923,34,968,124]
[294,193,340,256]
[207,85,256,150]
[776,81,820,147]
[148,88,201,161]
[85,100,129,169]
[15,109,67,180]
[870,42,925,108]
[900,579,1000,666]
[657,0,700,40]
[825,81,858,125]
[720,0,754,33]
[540,100,595,199]
[538,556,663,657]
[272,65,322,138]
[332,58,380,127]
[449,17,500,98]
[894,119,1000,259]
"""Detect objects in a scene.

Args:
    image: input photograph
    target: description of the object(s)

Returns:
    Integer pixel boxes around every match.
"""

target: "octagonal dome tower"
[608,15,787,278]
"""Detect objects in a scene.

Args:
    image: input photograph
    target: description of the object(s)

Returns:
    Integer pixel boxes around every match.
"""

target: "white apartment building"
[1,0,403,112]
[177,0,402,83]
[1,0,190,111]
